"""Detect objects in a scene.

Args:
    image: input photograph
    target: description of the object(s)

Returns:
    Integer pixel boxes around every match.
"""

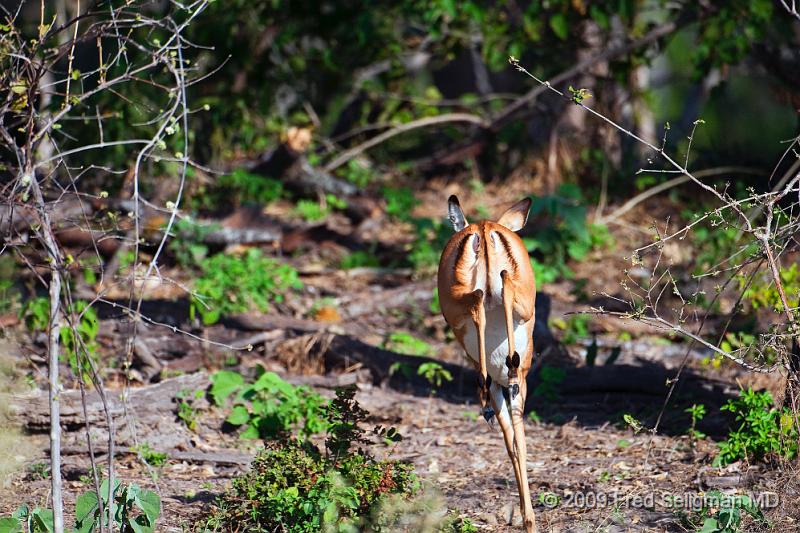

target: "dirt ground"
[1,179,799,532]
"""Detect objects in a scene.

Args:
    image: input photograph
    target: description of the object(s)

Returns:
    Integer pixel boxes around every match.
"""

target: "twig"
[597,166,762,224]
[323,113,487,172]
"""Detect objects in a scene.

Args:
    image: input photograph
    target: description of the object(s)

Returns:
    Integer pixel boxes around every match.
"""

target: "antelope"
[437,195,536,533]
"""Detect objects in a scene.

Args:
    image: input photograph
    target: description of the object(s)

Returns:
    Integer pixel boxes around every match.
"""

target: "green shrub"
[740,263,800,313]
[714,388,798,466]
[525,184,613,283]
[190,249,302,325]
[210,369,328,440]
[203,387,418,533]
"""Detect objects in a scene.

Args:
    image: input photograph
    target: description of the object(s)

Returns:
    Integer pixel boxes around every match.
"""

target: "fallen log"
[9,373,210,433]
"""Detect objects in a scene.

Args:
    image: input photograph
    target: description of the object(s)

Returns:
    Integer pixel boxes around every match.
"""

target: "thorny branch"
[510,57,799,375]
[1,1,212,530]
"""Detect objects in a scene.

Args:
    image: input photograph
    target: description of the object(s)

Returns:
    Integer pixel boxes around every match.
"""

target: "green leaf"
[0,517,22,533]
[74,490,99,525]
[239,424,260,439]
[30,509,54,533]
[210,371,244,405]
[133,489,161,525]
[698,518,720,533]
[99,478,121,504]
[226,405,250,425]
[549,13,569,40]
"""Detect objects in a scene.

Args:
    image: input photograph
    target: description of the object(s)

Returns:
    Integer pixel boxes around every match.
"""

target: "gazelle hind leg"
[464,289,491,416]
[489,383,525,517]
[509,366,536,532]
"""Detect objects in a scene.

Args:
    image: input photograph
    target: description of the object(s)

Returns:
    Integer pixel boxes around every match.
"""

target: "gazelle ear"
[448,195,468,232]
[497,198,532,232]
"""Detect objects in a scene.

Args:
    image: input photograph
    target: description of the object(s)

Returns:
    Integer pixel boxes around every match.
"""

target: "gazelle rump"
[437,196,537,532]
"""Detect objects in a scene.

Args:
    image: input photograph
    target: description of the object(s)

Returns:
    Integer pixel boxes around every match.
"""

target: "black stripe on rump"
[496,231,519,273]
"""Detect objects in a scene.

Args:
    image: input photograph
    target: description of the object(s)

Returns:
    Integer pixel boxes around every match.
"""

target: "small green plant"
[384,331,434,357]
[294,194,347,222]
[132,442,168,468]
[26,462,49,481]
[686,403,707,442]
[190,248,302,325]
[429,288,441,314]
[0,506,52,533]
[674,490,766,533]
[340,249,380,270]
[210,368,328,440]
[622,413,645,434]
[440,516,478,533]
[175,388,204,431]
[537,491,561,508]
[417,362,452,389]
[0,479,161,533]
[532,366,566,401]
[74,479,161,533]
[339,159,373,188]
[167,217,218,269]
[714,388,798,466]
[687,223,752,276]
[551,314,591,345]
[204,386,418,532]
[383,186,417,221]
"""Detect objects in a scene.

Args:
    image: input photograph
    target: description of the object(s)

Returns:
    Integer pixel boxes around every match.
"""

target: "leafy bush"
[190,248,302,325]
[551,314,591,345]
[525,184,612,284]
[741,263,800,313]
[714,388,798,466]
[174,388,204,431]
[210,369,328,440]
[203,386,419,533]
